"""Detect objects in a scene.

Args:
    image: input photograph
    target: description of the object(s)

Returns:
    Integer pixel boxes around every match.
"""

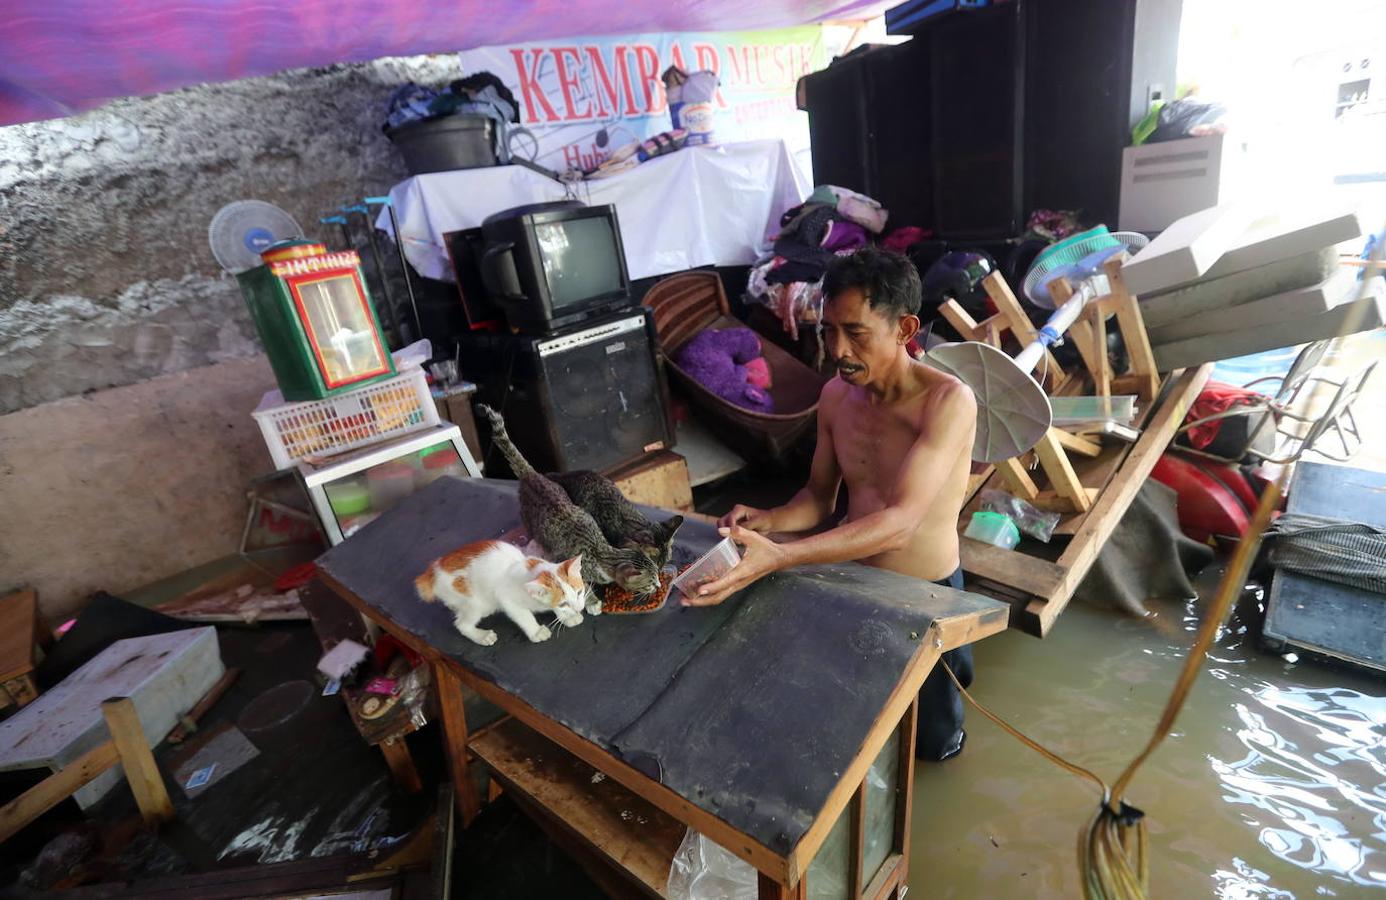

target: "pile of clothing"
[383,74,521,143]
[746,185,889,341]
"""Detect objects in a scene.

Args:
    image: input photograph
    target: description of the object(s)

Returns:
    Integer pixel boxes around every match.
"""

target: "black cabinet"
[802,0,1180,239]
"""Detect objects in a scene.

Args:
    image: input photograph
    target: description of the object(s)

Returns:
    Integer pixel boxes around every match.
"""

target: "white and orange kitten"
[415,540,585,646]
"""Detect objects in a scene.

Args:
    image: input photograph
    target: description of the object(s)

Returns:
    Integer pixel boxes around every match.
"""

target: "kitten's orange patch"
[525,558,544,571]
[414,568,437,602]
[440,540,499,571]
[534,570,563,606]
[451,575,470,595]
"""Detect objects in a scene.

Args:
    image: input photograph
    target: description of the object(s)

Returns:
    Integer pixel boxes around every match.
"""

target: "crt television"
[480,201,631,334]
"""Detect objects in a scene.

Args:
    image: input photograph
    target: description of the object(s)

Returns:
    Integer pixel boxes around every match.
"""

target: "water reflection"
[909,568,1386,899]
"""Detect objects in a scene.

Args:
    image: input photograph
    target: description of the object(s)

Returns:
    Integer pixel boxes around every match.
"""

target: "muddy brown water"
[909,576,1385,898]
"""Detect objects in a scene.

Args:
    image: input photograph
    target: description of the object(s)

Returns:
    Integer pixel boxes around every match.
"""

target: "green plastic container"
[964,511,1020,550]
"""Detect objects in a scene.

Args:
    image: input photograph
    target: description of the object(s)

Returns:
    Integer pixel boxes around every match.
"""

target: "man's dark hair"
[823,247,923,319]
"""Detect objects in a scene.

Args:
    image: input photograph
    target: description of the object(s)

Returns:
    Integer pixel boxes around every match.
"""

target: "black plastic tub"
[387,114,499,175]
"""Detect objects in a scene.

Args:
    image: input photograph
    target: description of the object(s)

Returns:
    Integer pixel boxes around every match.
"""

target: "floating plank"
[101,697,174,826]
[0,740,119,843]
[0,627,222,807]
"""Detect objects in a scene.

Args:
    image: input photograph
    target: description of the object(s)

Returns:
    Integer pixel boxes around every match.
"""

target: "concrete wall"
[0,54,456,414]
[0,55,460,617]
[0,357,278,622]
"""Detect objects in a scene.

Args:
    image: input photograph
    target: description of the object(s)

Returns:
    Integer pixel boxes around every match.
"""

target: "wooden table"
[318,478,1007,899]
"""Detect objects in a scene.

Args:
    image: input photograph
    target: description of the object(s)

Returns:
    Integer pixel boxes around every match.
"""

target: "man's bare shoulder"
[819,375,853,415]
[910,361,976,422]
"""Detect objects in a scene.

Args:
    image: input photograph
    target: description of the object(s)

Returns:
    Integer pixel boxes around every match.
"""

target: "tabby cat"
[477,405,663,612]
[548,469,684,568]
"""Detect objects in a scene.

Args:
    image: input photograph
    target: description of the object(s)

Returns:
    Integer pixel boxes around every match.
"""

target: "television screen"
[535,217,625,312]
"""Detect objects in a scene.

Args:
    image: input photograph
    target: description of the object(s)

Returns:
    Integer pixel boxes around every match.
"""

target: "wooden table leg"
[433,661,481,825]
[380,736,422,794]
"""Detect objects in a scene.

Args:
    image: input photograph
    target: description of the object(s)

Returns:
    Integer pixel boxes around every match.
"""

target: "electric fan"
[208,200,305,275]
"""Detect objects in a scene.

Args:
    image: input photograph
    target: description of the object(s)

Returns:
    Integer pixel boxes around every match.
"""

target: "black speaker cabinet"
[458,307,674,474]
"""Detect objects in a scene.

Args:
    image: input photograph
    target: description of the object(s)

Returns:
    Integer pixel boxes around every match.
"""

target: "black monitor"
[479,201,631,334]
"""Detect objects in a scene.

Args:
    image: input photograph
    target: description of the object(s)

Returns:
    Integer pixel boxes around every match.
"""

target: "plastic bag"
[667,829,757,900]
[1147,96,1228,143]
[980,489,1061,543]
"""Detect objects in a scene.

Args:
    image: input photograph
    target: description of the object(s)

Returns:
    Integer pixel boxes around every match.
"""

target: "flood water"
[909,571,1386,898]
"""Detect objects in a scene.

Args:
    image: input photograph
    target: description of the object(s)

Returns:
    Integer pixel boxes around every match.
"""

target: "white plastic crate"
[253,367,438,469]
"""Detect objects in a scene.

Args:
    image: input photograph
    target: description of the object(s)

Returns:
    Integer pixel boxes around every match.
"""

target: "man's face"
[822,288,915,387]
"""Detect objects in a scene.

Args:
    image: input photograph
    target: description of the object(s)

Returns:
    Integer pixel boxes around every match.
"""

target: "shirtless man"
[686,247,978,760]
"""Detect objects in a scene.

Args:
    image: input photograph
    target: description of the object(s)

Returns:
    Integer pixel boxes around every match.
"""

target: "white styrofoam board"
[1125,203,1364,298]
[1122,205,1260,296]
[0,627,223,808]
[1140,248,1337,331]
[1152,279,1385,371]
[1200,208,1362,281]
[1147,268,1360,344]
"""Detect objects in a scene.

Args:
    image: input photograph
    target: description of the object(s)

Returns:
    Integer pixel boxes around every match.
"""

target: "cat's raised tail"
[477,404,537,479]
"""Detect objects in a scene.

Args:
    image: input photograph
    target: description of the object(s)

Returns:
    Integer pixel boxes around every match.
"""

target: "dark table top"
[318,477,1005,856]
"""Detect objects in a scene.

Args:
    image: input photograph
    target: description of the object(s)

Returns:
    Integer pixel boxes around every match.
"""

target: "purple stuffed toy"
[674,327,774,413]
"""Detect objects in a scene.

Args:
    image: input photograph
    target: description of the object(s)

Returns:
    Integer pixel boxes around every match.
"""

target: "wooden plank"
[982,271,1064,386]
[1034,431,1091,512]
[511,793,653,900]
[380,736,422,794]
[1047,278,1103,376]
[938,299,981,340]
[893,700,919,897]
[1028,488,1100,513]
[0,740,119,843]
[959,536,1066,599]
[1105,259,1161,401]
[608,450,694,512]
[100,697,173,827]
[1052,429,1102,458]
[168,668,241,744]
[995,458,1040,499]
[471,718,684,899]
[437,657,794,885]
[1086,300,1111,397]
[864,854,905,900]
[0,589,40,684]
[849,784,866,898]
[1021,363,1213,634]
[432,662,481,826]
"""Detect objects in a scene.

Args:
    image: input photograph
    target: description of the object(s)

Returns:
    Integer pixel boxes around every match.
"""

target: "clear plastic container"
[964,511,1021,550]
[671,537,742,601]
[366,462,415,512]
[324,480,371,517]
[417,447,466,486]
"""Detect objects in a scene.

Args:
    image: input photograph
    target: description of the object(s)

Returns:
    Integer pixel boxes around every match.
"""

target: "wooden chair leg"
[380,736,422,794]
[758,871,806,899]
[101,697,174,827]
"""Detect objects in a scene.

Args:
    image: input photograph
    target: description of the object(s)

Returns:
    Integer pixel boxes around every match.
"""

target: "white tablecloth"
[375,140,808,282]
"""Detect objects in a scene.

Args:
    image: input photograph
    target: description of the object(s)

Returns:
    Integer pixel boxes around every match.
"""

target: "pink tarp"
[0,0,887,126]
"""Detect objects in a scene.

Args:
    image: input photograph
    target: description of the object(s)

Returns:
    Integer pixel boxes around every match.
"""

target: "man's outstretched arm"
[688,381,975,606]
[719,381,844,535]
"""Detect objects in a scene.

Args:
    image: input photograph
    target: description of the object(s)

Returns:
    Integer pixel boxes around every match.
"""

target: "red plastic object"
[1150,453,1252,543]
[274,561,318,591]
[373,633,423,670]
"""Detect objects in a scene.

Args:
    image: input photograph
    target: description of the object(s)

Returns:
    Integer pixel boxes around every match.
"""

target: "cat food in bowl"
[671,537,741,602]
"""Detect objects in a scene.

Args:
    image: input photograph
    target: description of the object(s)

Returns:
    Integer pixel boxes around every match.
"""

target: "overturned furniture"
[317,477,1008,898]
[938,265,1211,636]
